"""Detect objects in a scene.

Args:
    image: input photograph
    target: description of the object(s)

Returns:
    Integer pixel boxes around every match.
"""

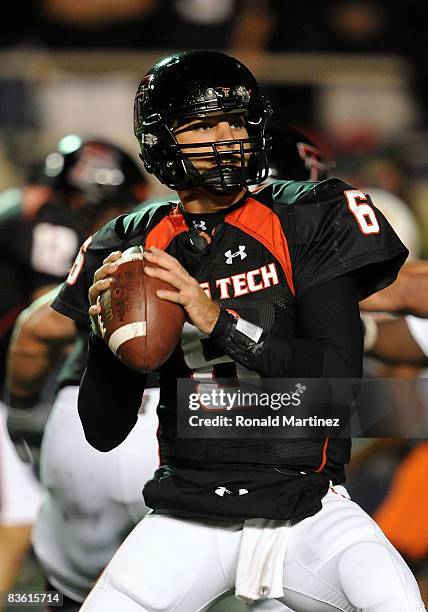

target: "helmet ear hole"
[134,50,272,193]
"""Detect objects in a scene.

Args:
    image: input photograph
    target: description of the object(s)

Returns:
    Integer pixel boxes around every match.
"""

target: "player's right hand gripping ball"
[97,246,185,372]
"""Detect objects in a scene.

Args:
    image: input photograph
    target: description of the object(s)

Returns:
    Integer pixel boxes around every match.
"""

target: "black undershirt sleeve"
[211,275,363,379]
[270,274,362,378]
[78,334,147,451]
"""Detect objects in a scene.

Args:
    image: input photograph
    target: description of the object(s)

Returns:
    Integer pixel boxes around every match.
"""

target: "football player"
[54,51,424,611]
[0,137,148,603]
[4,136,150,462]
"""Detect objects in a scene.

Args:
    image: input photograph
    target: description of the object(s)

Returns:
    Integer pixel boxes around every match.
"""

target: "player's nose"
[215,121,237,150]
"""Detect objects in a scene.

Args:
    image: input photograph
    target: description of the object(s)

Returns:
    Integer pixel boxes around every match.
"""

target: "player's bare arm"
[7,289,76,402]
[364,316,427,364]
[360,259,428,316]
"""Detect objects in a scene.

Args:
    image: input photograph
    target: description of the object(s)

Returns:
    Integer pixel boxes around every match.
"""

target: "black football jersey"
[53,178,407,485]
[0,188,85,393]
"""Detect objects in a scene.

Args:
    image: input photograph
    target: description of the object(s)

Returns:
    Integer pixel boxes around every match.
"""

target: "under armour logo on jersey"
[225,245,247,264]
[193,220,207,231]
[215,486,249,497]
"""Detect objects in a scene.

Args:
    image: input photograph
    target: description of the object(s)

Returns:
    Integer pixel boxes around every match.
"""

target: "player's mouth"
[219,162,241,170]
[199,161,241,172]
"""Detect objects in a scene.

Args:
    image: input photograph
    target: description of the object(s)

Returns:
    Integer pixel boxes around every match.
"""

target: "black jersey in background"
[0,188,84,396]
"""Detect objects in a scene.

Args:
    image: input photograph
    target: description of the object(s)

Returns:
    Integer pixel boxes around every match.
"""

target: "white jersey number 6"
[345,190,380,235]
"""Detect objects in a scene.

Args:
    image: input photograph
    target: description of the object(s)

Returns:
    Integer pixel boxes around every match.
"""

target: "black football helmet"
[134,50,272,194]
[267,127,333,182]
[43,135,147,208]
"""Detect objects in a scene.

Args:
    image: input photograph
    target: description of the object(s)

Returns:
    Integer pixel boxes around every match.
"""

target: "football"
[97,246,185,372]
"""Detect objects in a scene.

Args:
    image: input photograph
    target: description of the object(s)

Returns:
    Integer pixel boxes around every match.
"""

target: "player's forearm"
[7,340,56,402]
[364,317,426,364]
[209,275,362,378]
[6,303,75,402]
[359,278,406,313]
[254,335,361,378]
[210,314,359,378]
[78,333,146,451]
[360,260,428,316]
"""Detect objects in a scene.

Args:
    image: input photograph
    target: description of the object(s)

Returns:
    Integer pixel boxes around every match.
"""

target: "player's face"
[173,113,250,172]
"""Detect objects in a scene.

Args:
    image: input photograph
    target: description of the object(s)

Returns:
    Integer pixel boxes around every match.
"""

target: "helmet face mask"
[134,51,272,194]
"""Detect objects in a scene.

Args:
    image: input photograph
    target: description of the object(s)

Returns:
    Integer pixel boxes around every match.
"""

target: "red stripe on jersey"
[225,308,240,319]
[225,198,295,295]
[145,207,188,250]
[315,437,329,472]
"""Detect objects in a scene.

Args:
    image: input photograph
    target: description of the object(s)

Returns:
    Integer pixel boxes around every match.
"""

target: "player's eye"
[230,118,246,129]
[195,123,212,132]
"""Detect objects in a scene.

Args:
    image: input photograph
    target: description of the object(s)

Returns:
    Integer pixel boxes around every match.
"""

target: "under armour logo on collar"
[225,245,247,264]
[192,220,207,231]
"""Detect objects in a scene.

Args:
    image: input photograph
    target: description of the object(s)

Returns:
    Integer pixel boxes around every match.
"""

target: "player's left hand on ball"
[144,247,220,335]
[88,251,122,335]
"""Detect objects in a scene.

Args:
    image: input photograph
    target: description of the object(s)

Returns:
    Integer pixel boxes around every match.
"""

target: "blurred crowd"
[1,0,427,110]
[0,1,427,611]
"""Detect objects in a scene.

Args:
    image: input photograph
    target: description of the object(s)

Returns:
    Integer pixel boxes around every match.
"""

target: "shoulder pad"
[271,180,317,205]
[272,178,352,206]
[121,198,175,237]
[297,178,353,205]
[89,198,173,250]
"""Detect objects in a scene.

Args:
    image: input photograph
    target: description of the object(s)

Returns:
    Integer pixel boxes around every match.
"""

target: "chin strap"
[200,167,247,194]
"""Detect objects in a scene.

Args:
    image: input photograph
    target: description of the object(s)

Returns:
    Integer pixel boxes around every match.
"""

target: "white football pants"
[79,483,425,612]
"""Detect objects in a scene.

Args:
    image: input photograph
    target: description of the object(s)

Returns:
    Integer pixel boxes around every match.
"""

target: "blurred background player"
[0,140,83,602]
[359,300,428,606]
[6,194,156,611]
[0,135,149,608]
[0,162,55,601]
[5,134,150,465]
